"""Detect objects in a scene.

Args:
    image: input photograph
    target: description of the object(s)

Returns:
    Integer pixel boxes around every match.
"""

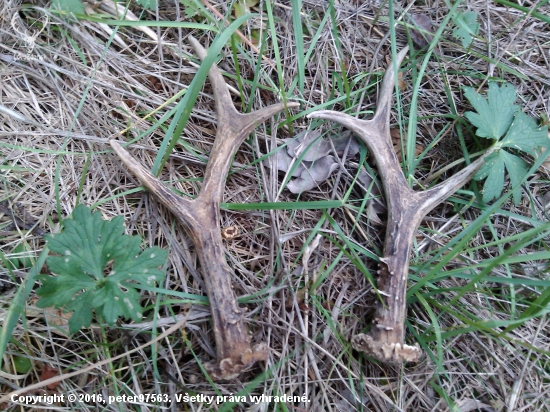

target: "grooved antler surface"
[308,46,490,364]
[110,36,298,379]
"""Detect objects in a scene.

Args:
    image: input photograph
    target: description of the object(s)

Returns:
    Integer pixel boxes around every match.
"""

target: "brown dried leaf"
[398,71,407,91]
[287,155,339,194]
[276,130,361,194]
[331,131,361,157]
[390,128,424,162]
[285,287,308,311]
[408,14,434,49]
[123,99,136,109]
[147,75,164,92]
[40,365,60,390]
[28,297,71,336]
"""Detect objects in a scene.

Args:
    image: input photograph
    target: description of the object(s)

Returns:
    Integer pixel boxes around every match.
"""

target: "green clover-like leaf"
[452,11,479,48]
[51,0,85,15]
[501,111,550,155]
[466,82,550,205]
[134,0,157,10]
[464,82,518,140]
[36,205,168,334]
[474,150,529,204]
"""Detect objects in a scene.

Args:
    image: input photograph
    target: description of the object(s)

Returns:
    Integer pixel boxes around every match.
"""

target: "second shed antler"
[309,46,492,364]
[110,36,298,379]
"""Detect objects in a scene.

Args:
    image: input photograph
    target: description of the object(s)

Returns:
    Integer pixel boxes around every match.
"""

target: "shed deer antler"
[110,36,298,379]
[308,46,491,364]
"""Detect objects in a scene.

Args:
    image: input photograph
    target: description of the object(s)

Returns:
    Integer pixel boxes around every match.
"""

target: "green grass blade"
[0,247,49,370]
[405,0,463,179]
[493,0,550,24]
[291,0,305,94]
[82,17,218,31]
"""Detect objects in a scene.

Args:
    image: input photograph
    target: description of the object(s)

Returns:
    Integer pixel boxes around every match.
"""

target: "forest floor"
[1,0,550,411]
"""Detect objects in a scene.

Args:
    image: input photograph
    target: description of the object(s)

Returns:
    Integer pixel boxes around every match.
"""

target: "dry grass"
[1,0,550,411]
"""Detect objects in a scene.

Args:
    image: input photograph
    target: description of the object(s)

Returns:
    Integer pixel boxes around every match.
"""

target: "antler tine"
[418,152,491,215]
[371,46,409,130]
[308,46,490,365]
[309,46,409,132]
[111,36,298,380]
[188,35,239,122]
[189,35,299,204]
[199,99,299,205]
[110,140,196,226]
[308,48,410,192]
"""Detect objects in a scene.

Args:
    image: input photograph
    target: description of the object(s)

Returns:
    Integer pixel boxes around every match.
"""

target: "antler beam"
[111,36,298,379]
[308,46,490,363]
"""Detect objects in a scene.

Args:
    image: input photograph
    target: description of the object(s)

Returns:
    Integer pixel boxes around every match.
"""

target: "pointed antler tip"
[187,34,198,47]
[307,110,358,125]
[188,35,207,60]
[307,110,339,119]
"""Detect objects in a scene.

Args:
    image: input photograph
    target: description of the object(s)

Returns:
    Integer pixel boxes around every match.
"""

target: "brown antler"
[308,46,490,363]
[110,36,298,379]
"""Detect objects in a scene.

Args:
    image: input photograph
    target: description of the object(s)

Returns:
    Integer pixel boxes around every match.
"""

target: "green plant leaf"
[36,205,168,334]
[14,243,34,268]
[7,244,21,270]
[183,0,201,19]
[466,82,550,205]
[464,82,519,140]
[501,111,550,155]
[452,11,479,48]
[474,151,505,203]
[474,150,529,204]
[134,0,157,10]
[501,150,529,205]
[234,0,258,19]
[13,355,32,374]
[51,0,85,15]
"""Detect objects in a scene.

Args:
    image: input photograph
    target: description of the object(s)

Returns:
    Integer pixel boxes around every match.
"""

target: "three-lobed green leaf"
[134,0,158,10]
[474,150,529,205]
[464,82,518,140]
[36,205,168,334]
[452,11,480,48]
[51,0,85,15]
[465,82,550,204]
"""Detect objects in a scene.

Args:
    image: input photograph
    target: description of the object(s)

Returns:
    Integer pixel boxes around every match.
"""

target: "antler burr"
[111,36,298,379]
[308,46,490,363]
